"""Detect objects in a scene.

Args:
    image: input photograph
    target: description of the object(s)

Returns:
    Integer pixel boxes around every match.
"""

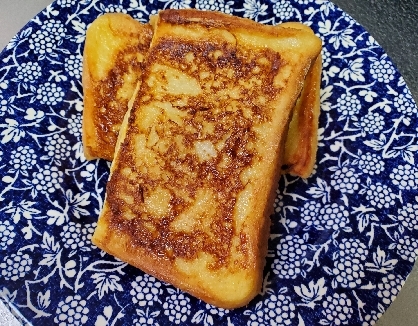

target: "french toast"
[82,13,152,160]
[280,22,322,178]
[91,9,322,308]
[282,54,321,178]
[82,14,321,178]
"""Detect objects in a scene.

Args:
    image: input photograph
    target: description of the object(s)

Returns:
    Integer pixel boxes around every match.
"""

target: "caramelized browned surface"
[106,47,282,267]
[83,17,322,179]
[92,9,322,308]
[82,13,152,160]
[90,48,146,160]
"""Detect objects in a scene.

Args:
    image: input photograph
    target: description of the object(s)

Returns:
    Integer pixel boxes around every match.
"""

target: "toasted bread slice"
[82,13,152,160]
[82,15,321,178]
[280,22,322,178]
[282,53,321,178]
[92,9,321,308]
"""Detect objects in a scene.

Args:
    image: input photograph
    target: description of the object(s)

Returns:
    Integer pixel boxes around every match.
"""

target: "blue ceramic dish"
[0,1,417,325]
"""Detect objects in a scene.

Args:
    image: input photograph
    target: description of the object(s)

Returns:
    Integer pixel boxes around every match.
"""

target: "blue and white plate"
[1,0,417,325]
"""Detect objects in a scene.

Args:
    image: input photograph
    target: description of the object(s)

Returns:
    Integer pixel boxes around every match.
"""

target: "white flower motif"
[300,200,322,229]
[330,28,356,50]
[54,295,89,325]
[370,56,395,83]
[336,92,361,117]
[29,19,67,56]
[315,0,335,16]
[359,89,378,103]
[321,293,353,325]
[362,310,383,326]
[332,257,365,288]
[274,192,284,212]
[205,303,229,317]
[356,152,385,175]
[159,0,191,9]
[241,0,269,20]
[32,165,64,194]
[163,288,191,324]
[397,203,418,230]
[0,252,32,281]
[60,221,96,251]
[104,4,128,13]
[16,62,42,83]
[0,220,15,250]
[319,202,350,231]
[396,236,418,263]
[195,0,234,14]
[36,82,65,106]
[44,133,72,161]
[65,54,82,79]
[365,183,396,209]
[330,166,360,194]
[131,274,163,306]
[57,0,77,7]
[359,112,385,134]
[322,46,332,68]
[272,235,307,279]
[393,93,417,116]
[318,20,332,36]
[390,164,418,190]
[377,274,404,305]
[339,57,365,82]
[10,145,37,176]
[0,94,12,116]
[68,114,82,137]
[246,292,296,326]
[272,0,294,21]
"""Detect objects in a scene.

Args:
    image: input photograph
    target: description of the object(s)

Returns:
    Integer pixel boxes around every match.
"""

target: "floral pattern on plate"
[0,0,417,325]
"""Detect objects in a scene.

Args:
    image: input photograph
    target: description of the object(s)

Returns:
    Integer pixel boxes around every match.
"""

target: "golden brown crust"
[282,54,322,178]
[82,13,152,160]
[92,9,321,308]
[279,22,322,178]
[82,54,97,160]
[83,15,322,180]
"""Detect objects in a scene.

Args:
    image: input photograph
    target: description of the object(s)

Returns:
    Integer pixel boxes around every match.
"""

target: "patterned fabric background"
[0,0,417,325]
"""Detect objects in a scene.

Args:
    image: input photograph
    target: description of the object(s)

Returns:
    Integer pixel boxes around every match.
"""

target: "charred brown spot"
[105,32,285,269]
[92,40,151,161]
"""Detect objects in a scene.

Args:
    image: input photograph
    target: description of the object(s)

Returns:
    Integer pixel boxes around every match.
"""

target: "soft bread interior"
[92,9,321,308]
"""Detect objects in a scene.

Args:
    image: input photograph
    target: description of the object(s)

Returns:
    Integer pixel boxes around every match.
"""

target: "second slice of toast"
[92,9,321,308]
[82,14,322,178]
[82,13,152,160]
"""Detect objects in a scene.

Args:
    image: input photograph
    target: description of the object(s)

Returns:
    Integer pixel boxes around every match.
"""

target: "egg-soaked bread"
[82,15,322,178]
[82,13,152,160]
[279,22,322,178]
[282,53,322,178]
[92,9,321,308]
